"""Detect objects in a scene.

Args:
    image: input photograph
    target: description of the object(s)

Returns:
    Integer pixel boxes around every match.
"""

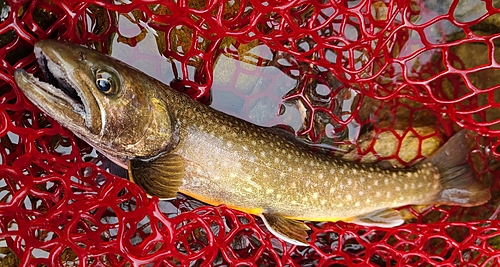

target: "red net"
[1,0,500,266]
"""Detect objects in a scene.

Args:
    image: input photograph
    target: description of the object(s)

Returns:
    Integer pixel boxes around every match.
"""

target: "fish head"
[14,40,176,167]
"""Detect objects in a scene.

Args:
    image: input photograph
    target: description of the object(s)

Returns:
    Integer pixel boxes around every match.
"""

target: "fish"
[14,40,491,246]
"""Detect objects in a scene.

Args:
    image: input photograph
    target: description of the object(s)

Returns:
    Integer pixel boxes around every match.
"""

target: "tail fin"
[424,130,490,207]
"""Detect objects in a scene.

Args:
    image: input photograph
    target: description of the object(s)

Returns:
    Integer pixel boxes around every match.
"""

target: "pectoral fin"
[129,153,184,199]
[351,208,405,228]
[260,213,310,246]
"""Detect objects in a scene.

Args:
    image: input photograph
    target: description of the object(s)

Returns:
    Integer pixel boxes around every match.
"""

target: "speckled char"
[14,40,491,246]
[163,87,441,221]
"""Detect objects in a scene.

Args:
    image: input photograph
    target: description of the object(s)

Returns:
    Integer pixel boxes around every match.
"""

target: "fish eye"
[95,69,118,95]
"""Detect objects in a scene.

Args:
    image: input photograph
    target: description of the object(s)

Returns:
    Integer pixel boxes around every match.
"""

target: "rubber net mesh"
[1,0,500,266]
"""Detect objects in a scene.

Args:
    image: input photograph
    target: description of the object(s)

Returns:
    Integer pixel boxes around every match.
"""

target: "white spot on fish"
[330,187,336,194]
[384,178,389,185]
[355,202,360,207]
[347,179,353,186]
[360,177,365,183]
[266,189,274,194]
[276,194,282,200]
[386,192,391,198]
[320,200,327,206]
[274,158,280,164]
[340,169,345,174]
[376,192,381,197]
[374,180,379,186]
[395,186,401,191]
[319,174,324,179]
[312,192,319,199]
[291,200,298,205]
[244,187,252,192]
[352,169,357,174]
[291,182,297,188]
[346,194,353,201]
[359,191,364,196]
[365,198,371,203]
[330,169,335,174]
[244,175,262,190]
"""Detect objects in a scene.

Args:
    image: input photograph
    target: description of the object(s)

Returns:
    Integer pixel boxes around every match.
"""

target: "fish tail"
[425,130,490,207]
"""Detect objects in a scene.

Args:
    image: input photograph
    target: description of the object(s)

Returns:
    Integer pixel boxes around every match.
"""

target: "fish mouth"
[14,41,100,135]
[36,48,85,112]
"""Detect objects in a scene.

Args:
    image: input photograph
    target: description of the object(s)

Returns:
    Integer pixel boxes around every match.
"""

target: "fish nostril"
[78,52,85,61]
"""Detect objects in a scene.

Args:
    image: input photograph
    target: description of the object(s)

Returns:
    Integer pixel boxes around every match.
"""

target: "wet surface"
[2,0,500,266]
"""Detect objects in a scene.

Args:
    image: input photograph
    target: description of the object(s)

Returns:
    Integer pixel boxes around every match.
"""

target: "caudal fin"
[425,130,490,207]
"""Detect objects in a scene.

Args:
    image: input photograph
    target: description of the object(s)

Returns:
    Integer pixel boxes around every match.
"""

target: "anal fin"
[351,208,405,228]
[129,153,184,199]
[260,213,310,246]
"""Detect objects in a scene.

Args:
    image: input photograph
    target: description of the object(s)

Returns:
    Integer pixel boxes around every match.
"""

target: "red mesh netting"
[2,0,500,266]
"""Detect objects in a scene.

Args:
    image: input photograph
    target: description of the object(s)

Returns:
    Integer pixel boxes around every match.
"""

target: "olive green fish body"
[168,97,439,220]
[14,40,491,246]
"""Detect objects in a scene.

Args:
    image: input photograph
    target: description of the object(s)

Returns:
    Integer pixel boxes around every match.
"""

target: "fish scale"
[165,92,441,218]
[14,40,491,246]
[173,105,441,220]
